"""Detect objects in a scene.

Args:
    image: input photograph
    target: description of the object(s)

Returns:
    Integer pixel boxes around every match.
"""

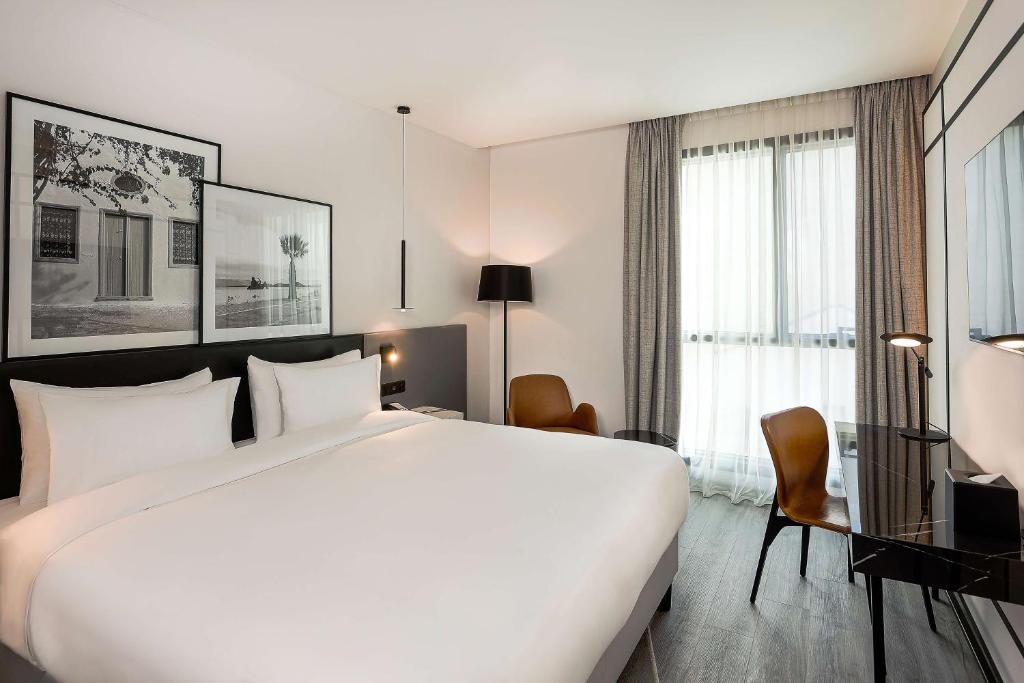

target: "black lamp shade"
[477,265,533,303]
[880,331,932,348]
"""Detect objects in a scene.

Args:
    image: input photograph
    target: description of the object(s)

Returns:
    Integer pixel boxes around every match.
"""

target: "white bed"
[0,410,688,683]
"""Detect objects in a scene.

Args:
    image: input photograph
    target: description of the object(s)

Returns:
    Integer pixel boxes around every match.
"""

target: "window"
[679,122,856,504]
[34,204,79,263]
[680,128,855,348]
[168,219,199,267]
[98,212,152,299]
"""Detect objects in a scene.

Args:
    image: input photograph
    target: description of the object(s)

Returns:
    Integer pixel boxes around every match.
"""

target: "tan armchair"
[507,374,598,436]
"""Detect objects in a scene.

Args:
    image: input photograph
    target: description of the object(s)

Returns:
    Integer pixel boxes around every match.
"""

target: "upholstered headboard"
[0,334,363,498]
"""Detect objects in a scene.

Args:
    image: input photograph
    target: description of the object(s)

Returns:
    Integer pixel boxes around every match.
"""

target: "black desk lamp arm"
[910,347,934,379]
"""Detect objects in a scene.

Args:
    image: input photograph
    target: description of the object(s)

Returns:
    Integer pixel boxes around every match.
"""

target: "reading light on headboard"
[380,344,399,364]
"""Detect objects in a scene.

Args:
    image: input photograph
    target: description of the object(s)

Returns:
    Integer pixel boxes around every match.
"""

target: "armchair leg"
[799,525,810,577]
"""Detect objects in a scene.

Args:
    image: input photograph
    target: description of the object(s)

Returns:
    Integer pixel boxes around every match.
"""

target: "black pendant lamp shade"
[395,105,413,311]
[477,265,533,303]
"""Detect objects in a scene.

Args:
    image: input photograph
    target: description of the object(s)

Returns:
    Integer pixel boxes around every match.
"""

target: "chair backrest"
[508,374,573,428]
[760,406,829,512]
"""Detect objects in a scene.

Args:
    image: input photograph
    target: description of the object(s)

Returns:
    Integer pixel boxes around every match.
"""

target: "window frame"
[167,217,200,269]
[33,202,80,264]
[680,126,856,350]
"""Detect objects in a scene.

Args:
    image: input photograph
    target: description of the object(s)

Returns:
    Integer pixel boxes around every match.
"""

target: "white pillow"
[274,354,381,434]
[11,368,212,506]
[247,350,361,442]
[40,377,239,504]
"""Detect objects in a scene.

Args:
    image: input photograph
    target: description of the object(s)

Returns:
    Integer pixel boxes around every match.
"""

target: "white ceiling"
[113,0,965,148]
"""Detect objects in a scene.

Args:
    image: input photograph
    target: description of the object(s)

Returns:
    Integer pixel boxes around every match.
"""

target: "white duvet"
[0,412,688,683]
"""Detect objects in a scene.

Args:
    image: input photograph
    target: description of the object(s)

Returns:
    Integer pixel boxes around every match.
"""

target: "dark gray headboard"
[0,324,468,499]
[0,334,364,498]
[364,324,467,415]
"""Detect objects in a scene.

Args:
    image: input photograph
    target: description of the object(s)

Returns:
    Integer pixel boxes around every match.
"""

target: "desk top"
[838,423,1024,602]
[837,422,1023,563]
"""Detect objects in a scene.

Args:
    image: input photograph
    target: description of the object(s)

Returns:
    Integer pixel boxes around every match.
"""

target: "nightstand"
[412,406,464,420]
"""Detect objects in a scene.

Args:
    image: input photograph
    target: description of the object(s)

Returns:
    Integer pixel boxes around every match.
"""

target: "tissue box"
[945,469,1020,543]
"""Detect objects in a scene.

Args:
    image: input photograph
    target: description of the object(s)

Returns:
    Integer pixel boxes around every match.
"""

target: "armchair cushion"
[537,426,595,436]
[508,374,598,436]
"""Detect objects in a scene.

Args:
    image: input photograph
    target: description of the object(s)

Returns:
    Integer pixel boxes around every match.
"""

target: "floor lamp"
[478,264,533,425]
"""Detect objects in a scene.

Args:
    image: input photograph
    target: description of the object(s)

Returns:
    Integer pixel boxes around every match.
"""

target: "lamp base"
[898,427,951,443]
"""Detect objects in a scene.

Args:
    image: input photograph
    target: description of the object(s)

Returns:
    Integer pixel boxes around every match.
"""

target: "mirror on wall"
[965,111,1024,355]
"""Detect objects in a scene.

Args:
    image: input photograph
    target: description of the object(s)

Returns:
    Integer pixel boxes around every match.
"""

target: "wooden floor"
[618,495,985,682]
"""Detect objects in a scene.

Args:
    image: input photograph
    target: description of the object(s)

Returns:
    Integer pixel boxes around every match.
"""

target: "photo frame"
[3,93,221,359]
[200,182,332,344]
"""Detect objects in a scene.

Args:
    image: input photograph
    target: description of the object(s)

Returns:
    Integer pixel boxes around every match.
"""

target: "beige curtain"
[854,76,930,427]
[623,116,682,438]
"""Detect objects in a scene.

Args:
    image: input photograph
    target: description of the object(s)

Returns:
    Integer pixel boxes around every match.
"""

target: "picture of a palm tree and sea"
[215,231,325,330]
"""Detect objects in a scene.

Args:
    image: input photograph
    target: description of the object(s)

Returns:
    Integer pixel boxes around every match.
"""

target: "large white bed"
[0,410,689,682]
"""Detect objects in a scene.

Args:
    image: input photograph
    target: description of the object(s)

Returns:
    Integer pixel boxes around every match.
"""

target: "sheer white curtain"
[679,91,857,505]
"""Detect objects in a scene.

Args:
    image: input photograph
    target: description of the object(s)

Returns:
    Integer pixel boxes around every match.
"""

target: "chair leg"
[750,495,785,603]
[846,541,855,584]
[920,585,937,632]
[799,525,810,577]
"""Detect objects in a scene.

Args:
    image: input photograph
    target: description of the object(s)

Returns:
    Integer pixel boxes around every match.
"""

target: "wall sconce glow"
[880,331,932,348]
[987,333,1024,350]
[380,344,399,364]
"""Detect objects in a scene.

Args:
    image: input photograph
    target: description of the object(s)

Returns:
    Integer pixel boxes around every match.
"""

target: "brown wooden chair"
[507,374,598,436]
[750,407,936,631]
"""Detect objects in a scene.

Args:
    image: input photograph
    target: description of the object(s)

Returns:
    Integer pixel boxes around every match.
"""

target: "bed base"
[586,534,679,683]
[0,536,679,683]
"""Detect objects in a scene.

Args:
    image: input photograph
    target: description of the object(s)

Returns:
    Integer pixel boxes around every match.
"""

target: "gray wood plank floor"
[618,495,985,682]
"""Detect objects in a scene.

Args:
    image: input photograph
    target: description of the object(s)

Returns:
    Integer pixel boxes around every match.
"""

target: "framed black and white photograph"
[201,182,331,344]
[3,94,221,359]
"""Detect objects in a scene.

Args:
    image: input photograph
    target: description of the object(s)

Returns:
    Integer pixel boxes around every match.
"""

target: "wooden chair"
[507,374,598,435]
[749,407,936,632]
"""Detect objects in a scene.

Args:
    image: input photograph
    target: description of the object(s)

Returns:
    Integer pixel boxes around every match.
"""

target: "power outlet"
[381,379,406,397]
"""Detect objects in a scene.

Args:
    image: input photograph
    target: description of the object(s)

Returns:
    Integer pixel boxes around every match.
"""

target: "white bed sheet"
[0,411,688,683]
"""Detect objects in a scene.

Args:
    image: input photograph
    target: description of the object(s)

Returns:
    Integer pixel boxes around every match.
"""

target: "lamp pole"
[914,351,927,439]
[503,299,509,425]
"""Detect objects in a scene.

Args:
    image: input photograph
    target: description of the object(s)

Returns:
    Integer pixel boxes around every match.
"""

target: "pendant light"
[394,105,413,312]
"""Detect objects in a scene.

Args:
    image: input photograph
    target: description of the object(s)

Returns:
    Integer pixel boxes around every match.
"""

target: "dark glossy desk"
[836,422,1024,681]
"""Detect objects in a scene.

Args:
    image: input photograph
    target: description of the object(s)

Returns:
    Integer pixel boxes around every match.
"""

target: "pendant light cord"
[401,109,406,242]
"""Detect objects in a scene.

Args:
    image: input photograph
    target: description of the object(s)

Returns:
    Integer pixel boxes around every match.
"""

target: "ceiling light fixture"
[394,105,414,312]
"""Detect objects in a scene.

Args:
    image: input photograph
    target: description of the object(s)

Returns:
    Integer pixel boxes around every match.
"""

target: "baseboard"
[949,591,1002,683]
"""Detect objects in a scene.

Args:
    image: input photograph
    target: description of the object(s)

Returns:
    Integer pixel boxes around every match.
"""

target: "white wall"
[488,126,628,434]
[926,0,1024,677]
[0,0,491,420]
